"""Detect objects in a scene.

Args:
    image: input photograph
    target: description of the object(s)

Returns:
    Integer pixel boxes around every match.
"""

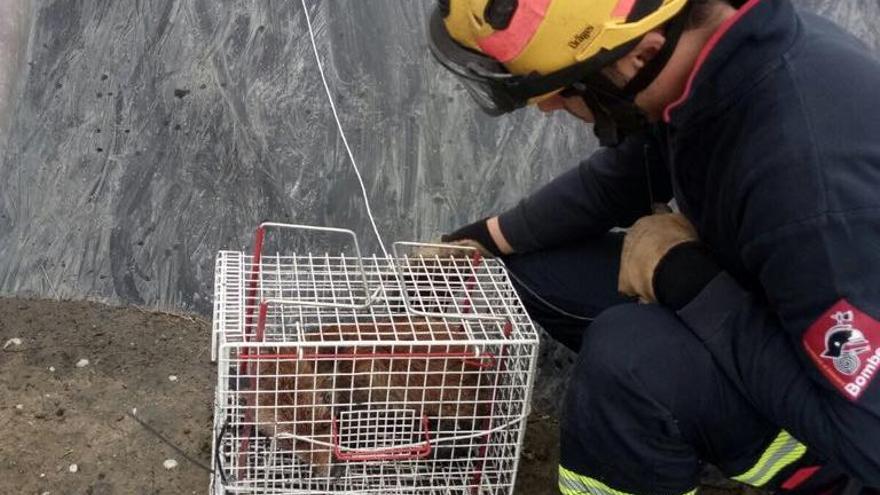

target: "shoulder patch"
[803,299,880,401]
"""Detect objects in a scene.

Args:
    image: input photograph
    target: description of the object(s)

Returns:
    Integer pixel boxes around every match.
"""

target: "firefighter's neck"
[631,2,738,121]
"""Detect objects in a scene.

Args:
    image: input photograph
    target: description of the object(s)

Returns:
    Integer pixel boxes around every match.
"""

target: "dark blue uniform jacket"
[498,0,880,481]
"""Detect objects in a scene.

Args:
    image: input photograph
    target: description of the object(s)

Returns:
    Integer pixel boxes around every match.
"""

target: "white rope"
[299,0,593,323]
[504,268,594,322]
[300,0,389,257]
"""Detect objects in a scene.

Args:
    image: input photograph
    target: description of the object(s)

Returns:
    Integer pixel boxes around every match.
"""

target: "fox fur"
[246,318,496,477]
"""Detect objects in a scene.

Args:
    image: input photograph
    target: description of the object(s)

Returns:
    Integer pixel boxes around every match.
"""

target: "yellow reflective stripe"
[559,484,579,495]
[559,466,629,495]
[558,465,696,495]
[732,430,807,487]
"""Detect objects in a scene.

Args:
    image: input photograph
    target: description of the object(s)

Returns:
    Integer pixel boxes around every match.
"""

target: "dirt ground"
[0,297,750,495]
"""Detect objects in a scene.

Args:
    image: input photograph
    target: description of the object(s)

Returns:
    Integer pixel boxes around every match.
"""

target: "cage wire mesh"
[211,223,540,495]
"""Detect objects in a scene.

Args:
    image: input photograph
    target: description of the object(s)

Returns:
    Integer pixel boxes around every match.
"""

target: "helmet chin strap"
[572,77,647,147]
[570,1,692,147]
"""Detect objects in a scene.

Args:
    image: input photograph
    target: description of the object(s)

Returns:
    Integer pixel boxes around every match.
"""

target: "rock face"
[0,1,878,411]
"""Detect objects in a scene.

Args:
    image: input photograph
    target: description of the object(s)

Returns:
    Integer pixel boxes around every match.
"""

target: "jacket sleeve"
[680,208,880,392]
[672,209,880,479]
[497,130,671,253]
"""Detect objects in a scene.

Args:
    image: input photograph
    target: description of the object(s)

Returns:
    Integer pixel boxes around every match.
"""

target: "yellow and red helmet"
[429,0,690,115]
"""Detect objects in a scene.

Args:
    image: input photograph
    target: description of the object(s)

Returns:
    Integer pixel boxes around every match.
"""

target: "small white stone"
[75,359,89,368]
[131,407,137,415]
[68,463,78,473]
[3,337,22,349]
[49,366,55,372]
[40,473,46,478]
[15,404,23,410]
[163,459,178,470]
[168,375,178,382]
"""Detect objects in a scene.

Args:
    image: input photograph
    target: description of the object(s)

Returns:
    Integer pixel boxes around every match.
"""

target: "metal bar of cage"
[391,241,507,323]
[216,346,533,493]
[212,222,539,495]
[330,411,433,461]
[237,300,511,472]
[471,320,513,493]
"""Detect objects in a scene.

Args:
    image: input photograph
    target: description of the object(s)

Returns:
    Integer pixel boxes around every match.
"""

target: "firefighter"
[428,0,880,493]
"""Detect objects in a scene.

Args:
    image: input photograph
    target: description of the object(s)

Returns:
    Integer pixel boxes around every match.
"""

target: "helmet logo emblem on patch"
[822,310,872,376]
[804,300,880,401]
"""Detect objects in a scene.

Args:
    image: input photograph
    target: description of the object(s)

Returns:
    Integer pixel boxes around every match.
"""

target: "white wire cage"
[211,223,540,495]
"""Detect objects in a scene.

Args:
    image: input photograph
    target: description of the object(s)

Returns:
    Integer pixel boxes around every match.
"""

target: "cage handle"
[276,414,527,450]
[390,241,506,322]
[247,222,377,311]
[330,412,432,461]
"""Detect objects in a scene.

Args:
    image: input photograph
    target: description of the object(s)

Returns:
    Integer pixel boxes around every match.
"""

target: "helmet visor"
[427,10,525,115]
[427,8,639,117]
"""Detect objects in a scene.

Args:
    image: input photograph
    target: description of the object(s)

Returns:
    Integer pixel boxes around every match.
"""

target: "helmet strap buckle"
[569,80,647,147]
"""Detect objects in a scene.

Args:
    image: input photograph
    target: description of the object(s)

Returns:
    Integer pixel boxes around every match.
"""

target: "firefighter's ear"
[606,30,666,86]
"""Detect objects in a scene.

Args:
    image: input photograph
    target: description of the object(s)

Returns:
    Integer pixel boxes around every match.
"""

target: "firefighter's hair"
[687,0,734,29]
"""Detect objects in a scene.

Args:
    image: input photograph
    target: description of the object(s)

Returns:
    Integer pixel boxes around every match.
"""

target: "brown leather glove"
[618,213,699,303]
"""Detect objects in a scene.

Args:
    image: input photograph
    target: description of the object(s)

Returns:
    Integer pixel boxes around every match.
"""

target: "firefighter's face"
[534,31,666,123]
[537,93,595,122]
[536,3,738,123]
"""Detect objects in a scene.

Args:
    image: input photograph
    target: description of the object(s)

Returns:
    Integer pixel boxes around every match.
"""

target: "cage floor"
[215,375,520,495]
[216,430,513,494]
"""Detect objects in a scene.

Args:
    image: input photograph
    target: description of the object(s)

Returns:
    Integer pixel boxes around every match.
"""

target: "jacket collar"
[662,0,799,127]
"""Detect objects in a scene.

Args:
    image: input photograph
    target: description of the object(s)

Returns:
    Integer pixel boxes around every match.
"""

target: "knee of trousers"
[502,254,573,326]
[560,304,709,487]
[571,303,699,394]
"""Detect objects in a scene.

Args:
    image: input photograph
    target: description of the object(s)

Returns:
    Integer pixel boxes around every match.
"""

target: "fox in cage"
[241,317,508,479]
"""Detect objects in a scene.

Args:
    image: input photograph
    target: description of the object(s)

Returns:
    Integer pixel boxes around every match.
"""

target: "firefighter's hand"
[432,217,513,258]
[413,239,493,260]
[618,213,699,303]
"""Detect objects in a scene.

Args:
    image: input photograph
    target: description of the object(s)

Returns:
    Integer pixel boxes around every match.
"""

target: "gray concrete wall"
[0,0,591,312]
[0,0,33,147]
